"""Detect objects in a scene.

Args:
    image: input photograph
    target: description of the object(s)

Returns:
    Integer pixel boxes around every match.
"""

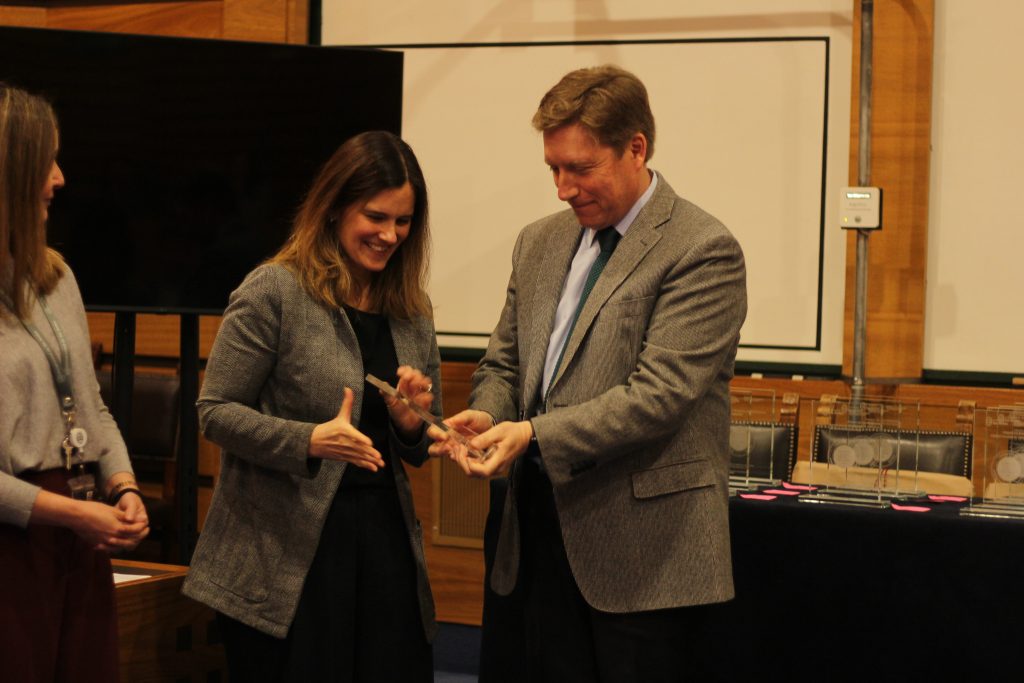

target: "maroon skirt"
[0,468,119,683]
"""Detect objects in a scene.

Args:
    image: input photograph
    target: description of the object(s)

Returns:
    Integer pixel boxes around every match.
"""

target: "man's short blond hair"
[532,65,655,160]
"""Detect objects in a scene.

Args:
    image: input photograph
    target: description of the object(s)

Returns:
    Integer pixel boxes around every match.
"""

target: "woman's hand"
[309,387,385,471]
[426,409,495,458]
[112,491,150,550]
[72,498,150,552]
[383,366,436,441]
[30,489,150,553]
[100,472,150,550]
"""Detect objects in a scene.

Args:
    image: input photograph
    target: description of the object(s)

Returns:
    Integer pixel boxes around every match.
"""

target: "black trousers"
[218,484,432,683]
[481,456,718,683]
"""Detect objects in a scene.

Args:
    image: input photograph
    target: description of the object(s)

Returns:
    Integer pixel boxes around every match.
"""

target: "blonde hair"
[533,65,656,161]
[0,83,64,320]
[271,131,431,319]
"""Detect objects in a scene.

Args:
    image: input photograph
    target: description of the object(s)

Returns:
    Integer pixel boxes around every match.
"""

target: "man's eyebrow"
[546,160,592,169]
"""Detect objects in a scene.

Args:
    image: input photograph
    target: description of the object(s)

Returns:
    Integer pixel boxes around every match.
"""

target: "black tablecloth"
[712,496,1024,681]
[479,484,1024,681]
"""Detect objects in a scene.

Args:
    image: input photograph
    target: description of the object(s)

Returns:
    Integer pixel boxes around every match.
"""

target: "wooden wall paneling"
[87,312,221,359]
[0,5,46,27]
[432,361,487,547]
[422,534,485,625]
[86,312,115,351]
[433,454,488,547]
[284,0,306,43]
[896,383,1024,410]
[413,460,486,626]
[408,463,485,626]
[46,1,224,39]
[409,360,486,625]
[843,0,934,380]
[198,315,221,355]
[223,0,285,42]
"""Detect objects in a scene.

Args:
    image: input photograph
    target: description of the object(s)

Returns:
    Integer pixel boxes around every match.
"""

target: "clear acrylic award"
[729,388,798,494]
[962,405,1024,519]
[366,374,495,462]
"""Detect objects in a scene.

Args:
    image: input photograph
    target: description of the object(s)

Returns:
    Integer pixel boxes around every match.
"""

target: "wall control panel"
[840,186,882,229]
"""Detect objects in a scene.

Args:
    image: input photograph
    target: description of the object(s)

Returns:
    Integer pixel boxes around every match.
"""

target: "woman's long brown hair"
[0,84,64,320]
[271,130,431,319]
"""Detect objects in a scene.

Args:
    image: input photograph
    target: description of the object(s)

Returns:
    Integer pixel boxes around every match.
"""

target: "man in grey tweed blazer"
[435,66,747,680]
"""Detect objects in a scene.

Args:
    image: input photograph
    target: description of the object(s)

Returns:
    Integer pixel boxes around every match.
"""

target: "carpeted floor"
[433,622,481,681]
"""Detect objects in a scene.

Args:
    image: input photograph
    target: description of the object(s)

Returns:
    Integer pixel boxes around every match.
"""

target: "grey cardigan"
[0,267,133,526]
[182,263,440,640]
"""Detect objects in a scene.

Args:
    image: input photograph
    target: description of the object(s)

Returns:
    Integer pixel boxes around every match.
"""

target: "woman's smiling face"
[337,182,414,285]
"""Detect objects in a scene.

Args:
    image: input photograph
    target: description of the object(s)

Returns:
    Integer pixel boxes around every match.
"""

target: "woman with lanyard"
[0,84,149,682]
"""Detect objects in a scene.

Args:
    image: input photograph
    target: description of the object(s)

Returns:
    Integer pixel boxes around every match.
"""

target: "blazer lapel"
[550,178,675,392]
[521,215,582,411]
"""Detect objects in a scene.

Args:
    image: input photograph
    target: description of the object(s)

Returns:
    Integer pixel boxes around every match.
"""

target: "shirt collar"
[582,170,658,247]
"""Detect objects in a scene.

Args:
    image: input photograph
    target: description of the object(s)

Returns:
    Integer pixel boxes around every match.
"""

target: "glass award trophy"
[365,374,495,462]
[795,396,975,507]
[728,389,798,494]
[962,405,1024,519]
[796,396,923,507]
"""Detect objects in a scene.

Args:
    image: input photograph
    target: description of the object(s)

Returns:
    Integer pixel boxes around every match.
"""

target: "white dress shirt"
[540,171,659,398]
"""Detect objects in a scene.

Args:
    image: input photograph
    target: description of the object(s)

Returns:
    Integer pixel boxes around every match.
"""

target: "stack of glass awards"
[794,397,916,506]
[728,388,798,495]
[794,395,975,506]
[962,405,1024,519]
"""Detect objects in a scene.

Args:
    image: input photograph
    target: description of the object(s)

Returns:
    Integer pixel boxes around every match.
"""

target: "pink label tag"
[782,482,818,491]
[762,489,802,496]
[927,495,968,503]
[739,493,778,501]
[891,503,931,512]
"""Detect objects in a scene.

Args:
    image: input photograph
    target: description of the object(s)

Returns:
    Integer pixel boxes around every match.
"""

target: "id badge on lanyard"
[62,403,95,500]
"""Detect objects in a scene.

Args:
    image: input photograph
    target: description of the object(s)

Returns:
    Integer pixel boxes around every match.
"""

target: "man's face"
[542,123,647,229]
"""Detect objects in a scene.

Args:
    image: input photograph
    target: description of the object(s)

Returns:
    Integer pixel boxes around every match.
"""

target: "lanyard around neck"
[0,287,76,413]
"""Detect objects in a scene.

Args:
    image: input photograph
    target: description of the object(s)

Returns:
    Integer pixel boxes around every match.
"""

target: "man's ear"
[629,133,648,164]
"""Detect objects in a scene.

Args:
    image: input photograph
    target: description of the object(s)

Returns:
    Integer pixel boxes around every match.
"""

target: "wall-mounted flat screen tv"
[0,26,403,314]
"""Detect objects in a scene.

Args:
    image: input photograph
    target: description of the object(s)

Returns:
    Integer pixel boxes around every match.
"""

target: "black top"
[339,305,398,490]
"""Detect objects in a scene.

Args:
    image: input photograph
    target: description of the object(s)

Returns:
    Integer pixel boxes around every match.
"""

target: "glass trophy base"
[960,500,1024,519]
[729,475,781,496]
[797,485,925,509]
[791,462,926,507]
[798,491,889,509]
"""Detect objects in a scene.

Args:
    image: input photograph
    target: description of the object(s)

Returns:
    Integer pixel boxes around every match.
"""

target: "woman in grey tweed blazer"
[182,131,441,682]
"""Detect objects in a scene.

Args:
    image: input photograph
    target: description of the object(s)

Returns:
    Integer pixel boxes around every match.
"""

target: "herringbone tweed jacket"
[472,175,747,613]
[182,263,439,640]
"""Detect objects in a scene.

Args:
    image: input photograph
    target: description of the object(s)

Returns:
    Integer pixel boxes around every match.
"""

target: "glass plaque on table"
[729,389,798,495]
[794,397,923,507]
[962,406,1024,519]
[794,396,975,508]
